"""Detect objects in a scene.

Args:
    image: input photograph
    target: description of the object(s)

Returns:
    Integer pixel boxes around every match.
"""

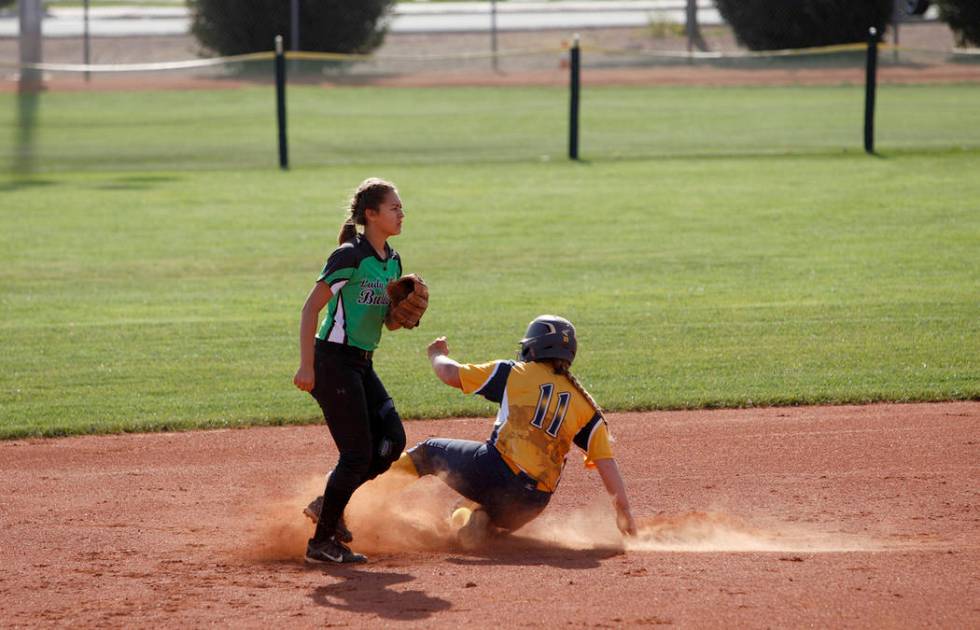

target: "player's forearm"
[298,306,319,368]
[595,458,637,535]
[595,458,632,511]
[298,282,332,368]
[430,355,462,389]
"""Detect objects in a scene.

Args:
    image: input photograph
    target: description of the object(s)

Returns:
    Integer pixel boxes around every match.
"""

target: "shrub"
[188,0,396,56]
[714,0,894,51]
[936,0,980,47]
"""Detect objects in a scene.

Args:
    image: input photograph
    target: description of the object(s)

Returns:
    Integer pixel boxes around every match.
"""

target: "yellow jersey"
[458,360,613,493]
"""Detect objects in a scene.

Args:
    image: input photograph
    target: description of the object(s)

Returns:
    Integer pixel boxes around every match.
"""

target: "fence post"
[685,0,708,53]
[18,0,43,92]
[290,0,300,52]
[83,0,91,82]
[490,0,499,72]
[275,35,289,170]
[864,26,878,155]
[568,34,580,161]
[892,0,900,62]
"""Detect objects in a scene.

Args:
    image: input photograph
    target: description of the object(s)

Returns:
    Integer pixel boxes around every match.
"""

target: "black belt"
[516,470,545,493]
[316,339,373,361]
[487,443,552,495]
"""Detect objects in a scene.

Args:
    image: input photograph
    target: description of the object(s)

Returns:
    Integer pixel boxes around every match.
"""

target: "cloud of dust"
[519,499,625,551]
[624,511,881,553]
[239,475,325,562]
[240,474,878,561]
[344,473,464,554]
[627,511,788,552]
[241,472,465,560]
[520,505,881,553]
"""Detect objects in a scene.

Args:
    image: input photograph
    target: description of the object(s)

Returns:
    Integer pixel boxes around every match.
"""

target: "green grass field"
[5,83,980,172]
[1,84,978,438]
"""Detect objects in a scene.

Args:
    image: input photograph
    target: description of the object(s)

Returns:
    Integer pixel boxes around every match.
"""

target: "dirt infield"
[1,402,977,628]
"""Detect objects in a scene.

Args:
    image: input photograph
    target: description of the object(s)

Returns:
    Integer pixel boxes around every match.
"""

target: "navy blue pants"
[407,438,552,531]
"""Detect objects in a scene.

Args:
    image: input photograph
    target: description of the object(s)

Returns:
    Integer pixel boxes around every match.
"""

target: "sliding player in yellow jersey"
[389,315,637,546]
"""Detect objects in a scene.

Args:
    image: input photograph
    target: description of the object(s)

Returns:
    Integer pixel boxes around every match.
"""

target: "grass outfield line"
[1,85,978,438]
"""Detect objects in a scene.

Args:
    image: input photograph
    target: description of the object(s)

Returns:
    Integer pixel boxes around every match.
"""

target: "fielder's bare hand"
[293,365,315,392]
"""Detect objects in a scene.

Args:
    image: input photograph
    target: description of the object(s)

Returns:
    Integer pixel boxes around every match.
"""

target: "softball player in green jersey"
[293,178,409,564]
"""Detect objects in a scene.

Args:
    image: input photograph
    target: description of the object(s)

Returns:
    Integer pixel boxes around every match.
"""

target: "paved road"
[0,1,722,38]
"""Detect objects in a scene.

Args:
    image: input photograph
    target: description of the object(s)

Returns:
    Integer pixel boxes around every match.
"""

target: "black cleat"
[303,496,353,543]
[304,537,367,565]
[303,495,323,523]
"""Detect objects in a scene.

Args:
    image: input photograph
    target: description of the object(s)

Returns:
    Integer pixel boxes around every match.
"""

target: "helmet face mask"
[518,315,577,364]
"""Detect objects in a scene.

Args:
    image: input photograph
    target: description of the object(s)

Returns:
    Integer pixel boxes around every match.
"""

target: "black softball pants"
[310,340,406,542]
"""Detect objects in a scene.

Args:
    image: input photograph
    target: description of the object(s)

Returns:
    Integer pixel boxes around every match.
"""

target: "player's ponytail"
[337,218,357,245]
[551,360,602,415]
[338,177,397,245]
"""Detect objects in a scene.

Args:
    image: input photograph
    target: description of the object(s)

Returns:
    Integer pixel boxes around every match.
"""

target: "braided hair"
[337,178,396,245]
[549,359,602,415]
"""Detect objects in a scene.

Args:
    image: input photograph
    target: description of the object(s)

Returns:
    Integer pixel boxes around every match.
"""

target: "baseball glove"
[386,274,428,329]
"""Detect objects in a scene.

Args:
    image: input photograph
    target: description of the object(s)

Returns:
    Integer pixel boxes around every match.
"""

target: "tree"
[188,0,396,56]
[936,0,980,47]
[714,0,894,51]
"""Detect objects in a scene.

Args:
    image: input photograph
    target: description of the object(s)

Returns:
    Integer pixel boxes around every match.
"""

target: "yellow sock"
[389,452,420,478]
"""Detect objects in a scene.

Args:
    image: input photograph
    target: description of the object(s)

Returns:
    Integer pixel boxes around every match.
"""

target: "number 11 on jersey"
[530,383,571,437]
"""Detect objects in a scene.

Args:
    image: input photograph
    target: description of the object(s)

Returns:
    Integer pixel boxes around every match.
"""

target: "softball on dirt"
[451,506,472,529]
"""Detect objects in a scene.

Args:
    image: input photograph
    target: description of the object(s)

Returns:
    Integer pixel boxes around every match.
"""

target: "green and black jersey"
[316,235,403,351]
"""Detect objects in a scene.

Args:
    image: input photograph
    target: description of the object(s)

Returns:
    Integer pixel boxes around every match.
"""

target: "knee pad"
[375,399,406,464]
